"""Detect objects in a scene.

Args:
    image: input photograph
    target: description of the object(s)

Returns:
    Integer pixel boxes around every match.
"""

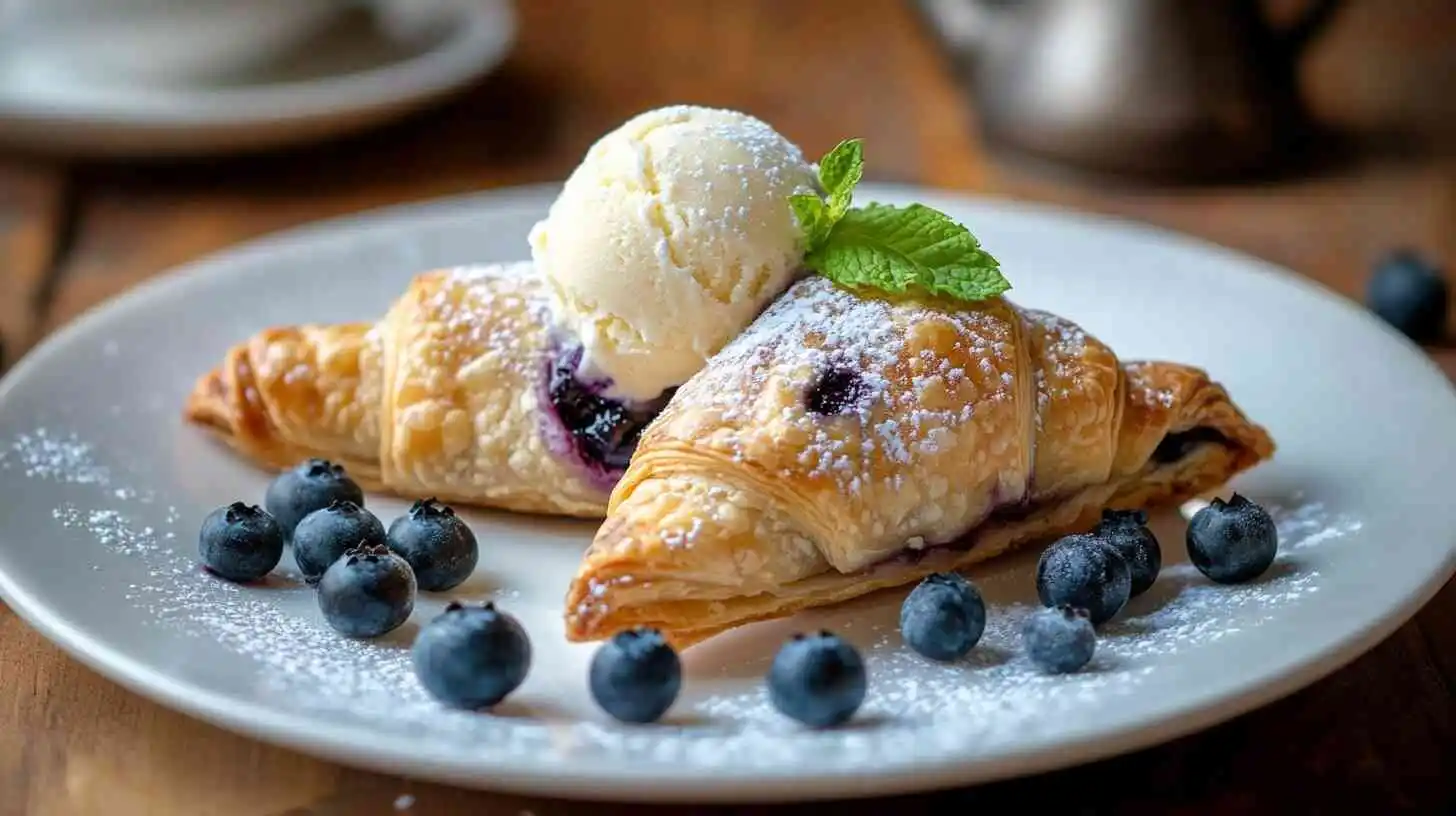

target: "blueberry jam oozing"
[1151,427,1229,464]
[805,365,867,416]
[547,351,670,473]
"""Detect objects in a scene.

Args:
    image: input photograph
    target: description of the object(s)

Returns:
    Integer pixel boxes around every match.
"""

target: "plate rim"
[0,0,516,156]
[1,182,1453,802]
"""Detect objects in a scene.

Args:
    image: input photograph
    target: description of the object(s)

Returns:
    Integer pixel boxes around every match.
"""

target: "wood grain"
[41,0,988,333]
[1,0,1453,813]
[0,160,71,371]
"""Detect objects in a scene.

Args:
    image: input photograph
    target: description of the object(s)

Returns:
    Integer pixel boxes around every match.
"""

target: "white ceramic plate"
[1,184,1452,803]
[0,0,515,157]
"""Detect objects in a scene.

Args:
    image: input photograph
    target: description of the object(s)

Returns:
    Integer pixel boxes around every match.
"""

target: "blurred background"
[0,1,1453,812]
[0,0,1451,376]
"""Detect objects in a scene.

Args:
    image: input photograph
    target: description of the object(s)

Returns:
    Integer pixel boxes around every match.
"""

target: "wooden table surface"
[1,1,1452,813]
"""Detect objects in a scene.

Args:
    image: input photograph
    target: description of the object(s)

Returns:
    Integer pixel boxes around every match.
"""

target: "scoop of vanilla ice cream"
[529,105,819,401]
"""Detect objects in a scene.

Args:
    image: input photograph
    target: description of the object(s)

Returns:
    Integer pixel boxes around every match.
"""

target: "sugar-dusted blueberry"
[264,458,365,537]
[291,499,386,582]
[1093,508,1162,597]
[198,501,284,582]
[589,627,682,724]
[1366,249,1448,343]
[805,365,867,416]
[1023,605,1096,674]
[316,543,416,638]
[899,572,986,661]
[386,498,478,592]
[1186,493,1279,584]
[1036,533,1131,626]
[412,601,531,709]
[767,630,867,728]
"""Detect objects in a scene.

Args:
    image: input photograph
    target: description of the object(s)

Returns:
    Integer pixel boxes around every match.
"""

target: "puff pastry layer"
[565,277,1275,646]
[184,263,623,518]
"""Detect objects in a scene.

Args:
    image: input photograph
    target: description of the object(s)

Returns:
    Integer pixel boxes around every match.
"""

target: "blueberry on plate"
[386,498,478,592]
[316,543,416,638]
[292,499,386,582]
[264,458,365,537]
[1186,493,1279,584]
[198,501,284,582]
[412,601,532,709]
[767,630,867,728]
[899,572,986,661]
[1365,249,1448,343]
[1035,533,1131,626]
[589,627,682,724]
[1023,605,1096,674]
[1093,509,1162,597]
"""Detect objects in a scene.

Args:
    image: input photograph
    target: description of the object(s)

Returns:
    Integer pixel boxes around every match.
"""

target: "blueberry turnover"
[564,277,1274,648]
[183,263,678,520]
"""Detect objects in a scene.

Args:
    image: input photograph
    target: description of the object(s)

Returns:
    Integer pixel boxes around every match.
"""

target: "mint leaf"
[805,203,1009,302]
[790,193,829,248]
[816,138,863,220]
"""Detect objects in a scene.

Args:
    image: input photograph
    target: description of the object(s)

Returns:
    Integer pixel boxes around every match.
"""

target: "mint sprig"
[792,140,1009,303]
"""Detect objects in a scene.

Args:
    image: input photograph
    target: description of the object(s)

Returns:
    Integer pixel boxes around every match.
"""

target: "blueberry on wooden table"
[1365,249,1448,343]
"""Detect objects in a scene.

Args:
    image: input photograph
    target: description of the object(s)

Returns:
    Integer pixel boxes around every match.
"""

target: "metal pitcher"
[923,0,1347,180]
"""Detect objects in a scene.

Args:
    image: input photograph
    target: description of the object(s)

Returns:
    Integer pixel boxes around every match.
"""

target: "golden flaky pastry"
[184,262,670,518]
[565,276,1275,646]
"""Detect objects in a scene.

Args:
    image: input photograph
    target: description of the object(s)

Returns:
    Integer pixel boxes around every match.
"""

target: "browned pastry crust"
[184,263,612,518]
[564,277,1275,647]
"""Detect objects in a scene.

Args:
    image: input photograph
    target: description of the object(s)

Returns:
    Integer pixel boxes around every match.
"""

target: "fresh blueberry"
[899,572,986,661]
[412,601,531,709]
[1186,493,1279,584]
[291,499,386,582]
[264,458,365,538]
[197,501,284,582]
[767,631,867,728]
[1036,533,1131,625]
[316,543,416,638]
[1093,509,1162,597]
[589,627,682,723]
[386,498,478,592]
[1366,249,1448,343]
[805,365,867,415]
[1022,605,1096,674]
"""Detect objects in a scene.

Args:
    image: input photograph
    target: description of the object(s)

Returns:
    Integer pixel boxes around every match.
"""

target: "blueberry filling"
[546,350,670,473]
[1151,427,1230,464]
[894,427,1232,567]
[805,366,867,416]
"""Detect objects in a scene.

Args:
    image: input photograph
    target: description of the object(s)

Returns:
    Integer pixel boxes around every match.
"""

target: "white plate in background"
[0,0,515,157]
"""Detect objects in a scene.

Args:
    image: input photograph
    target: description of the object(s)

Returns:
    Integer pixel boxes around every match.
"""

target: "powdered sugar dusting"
[8,427,1373,773]
[6,429,110,485]
[677,276,1018,498]
[1125,361,1177,409]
